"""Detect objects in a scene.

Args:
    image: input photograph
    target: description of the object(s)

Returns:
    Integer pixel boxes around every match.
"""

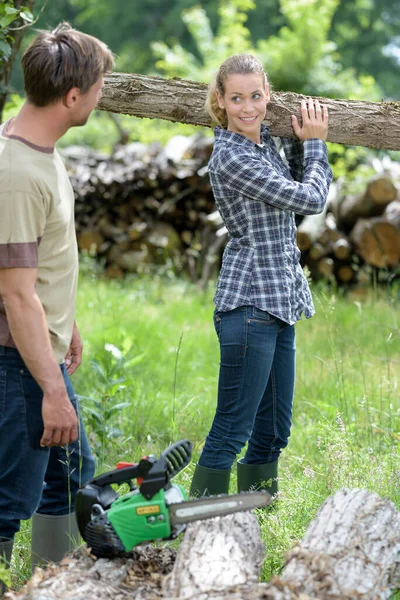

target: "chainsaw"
[75,439,271,557]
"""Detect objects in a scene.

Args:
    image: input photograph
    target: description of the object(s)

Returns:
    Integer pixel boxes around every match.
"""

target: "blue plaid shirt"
[208,125,332,324]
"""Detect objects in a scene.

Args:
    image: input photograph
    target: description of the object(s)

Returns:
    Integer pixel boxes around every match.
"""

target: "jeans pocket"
[248,307,275,325]
[0,370,6,421]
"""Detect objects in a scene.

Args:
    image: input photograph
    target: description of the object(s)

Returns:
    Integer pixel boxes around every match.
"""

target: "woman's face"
[216,73,269,143]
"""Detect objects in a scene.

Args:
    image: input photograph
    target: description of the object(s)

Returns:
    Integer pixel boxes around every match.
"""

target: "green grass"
[10,272,400,593]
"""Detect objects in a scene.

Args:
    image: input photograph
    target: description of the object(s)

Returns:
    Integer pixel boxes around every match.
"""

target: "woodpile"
[6,488,400,600]
[63,137,400,288]
[64,135,217,283]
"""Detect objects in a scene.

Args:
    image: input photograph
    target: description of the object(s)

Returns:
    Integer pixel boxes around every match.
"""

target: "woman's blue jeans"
[0,346,95,540]
[198,306,296,470]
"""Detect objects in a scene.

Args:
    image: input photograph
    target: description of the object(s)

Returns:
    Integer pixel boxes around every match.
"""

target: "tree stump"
[6,489,399,600]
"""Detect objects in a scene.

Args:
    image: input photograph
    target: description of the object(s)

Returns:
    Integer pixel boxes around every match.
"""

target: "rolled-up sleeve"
[217,138,332,216]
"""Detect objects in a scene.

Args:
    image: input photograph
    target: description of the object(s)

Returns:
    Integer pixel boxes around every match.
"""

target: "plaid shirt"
[208,125,332,324]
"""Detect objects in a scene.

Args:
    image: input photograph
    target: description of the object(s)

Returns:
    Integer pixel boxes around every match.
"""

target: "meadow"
[11,269,400,590]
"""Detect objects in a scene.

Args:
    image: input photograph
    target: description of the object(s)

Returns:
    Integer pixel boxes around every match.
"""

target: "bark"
[98,73,400,151]
[163,512,265,600]
[6,489,400,600]
[280,488,400,599]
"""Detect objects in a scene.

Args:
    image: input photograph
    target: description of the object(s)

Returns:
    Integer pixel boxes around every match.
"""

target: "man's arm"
[0,267,78,447]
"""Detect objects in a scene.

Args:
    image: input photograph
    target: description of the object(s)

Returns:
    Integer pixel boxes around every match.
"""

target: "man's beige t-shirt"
[0,121,79,364]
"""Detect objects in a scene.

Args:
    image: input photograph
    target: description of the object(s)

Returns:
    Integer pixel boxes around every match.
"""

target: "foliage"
[330,0,400,100]
[153,0,254,79]
[153,0,381,101]
[7,0,400,100]
[0,0,33,93]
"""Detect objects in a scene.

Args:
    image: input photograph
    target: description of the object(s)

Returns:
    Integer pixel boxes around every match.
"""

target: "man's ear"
[63,87,80,109]
[216,89,225,109]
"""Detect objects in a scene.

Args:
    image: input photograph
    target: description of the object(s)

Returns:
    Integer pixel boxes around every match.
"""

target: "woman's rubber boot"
[189,464,231,497]
[237,458,279,496]
[0,537,13,595]
[31,512,80,569]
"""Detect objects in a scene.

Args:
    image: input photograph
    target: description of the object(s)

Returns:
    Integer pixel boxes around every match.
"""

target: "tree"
[0,0,35,122]
[330,0,400,100]
[152,0,380,101]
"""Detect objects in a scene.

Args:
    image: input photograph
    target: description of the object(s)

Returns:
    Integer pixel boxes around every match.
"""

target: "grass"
[10,271,400,593]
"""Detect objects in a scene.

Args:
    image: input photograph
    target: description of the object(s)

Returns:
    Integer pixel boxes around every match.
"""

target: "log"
[6,489,400,600]
[296,209,327,252]
[163,512,264,599]
[384,200,400,228]
[350,217,400,268]
[97,73,400,151]
[338,177,398,231]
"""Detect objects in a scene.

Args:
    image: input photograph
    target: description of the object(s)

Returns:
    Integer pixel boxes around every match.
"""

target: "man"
[0,23,114,592]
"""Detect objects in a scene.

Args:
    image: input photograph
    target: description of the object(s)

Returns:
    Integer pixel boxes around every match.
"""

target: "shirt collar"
[213,123,271,147]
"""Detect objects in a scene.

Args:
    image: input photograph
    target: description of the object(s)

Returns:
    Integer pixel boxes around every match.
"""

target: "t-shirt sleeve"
[0,190,46,268]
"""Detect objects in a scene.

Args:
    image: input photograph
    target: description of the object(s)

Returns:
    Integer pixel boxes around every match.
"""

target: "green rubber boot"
[0,537,13,596]
[237,458,279,496]
[31,512,80,569]
[189,464,231,497]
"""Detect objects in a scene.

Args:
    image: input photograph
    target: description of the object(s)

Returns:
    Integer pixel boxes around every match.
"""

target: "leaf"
[0,39,12,59]
[109,401,131,411]
[4,6,19,16]
[90,358,107,382]
[20,9,34,22]
[0,14,18,28]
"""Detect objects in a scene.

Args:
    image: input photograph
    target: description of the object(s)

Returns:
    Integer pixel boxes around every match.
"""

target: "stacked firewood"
[64,135,216,281]
[297,176,400,286]
[62,137,400,288]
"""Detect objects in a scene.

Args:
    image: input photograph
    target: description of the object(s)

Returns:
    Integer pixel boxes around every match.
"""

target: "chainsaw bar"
[168,491,271,527]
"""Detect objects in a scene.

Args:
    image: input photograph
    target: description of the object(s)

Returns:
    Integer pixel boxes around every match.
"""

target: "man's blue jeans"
[198,306,296,470]
[0,346,95,540]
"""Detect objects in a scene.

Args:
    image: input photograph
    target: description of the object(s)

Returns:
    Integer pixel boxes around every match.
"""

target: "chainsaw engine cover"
[86,512,125,558]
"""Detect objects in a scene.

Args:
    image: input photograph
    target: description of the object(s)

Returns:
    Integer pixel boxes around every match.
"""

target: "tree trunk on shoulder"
[98,73,400,151]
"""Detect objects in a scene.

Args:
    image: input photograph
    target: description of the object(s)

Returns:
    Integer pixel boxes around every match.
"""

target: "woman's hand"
[292,98,328,142]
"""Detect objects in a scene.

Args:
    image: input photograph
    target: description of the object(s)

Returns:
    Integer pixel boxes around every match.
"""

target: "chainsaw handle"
[90,457,153,488]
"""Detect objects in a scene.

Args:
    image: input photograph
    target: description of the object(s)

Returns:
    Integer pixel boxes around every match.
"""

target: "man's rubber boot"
[237,458,279,496]
[190,464,231,497]
[0,537,13,596]
[31,512,80,569]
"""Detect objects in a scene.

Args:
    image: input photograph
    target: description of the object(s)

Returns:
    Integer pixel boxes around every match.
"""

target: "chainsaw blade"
[168,491,271,527]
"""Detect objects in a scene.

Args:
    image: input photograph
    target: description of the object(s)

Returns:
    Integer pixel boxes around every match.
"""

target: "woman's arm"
[216,141,332,216]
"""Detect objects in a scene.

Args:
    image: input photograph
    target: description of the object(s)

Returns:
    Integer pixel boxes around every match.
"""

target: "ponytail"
[205,77,228,128]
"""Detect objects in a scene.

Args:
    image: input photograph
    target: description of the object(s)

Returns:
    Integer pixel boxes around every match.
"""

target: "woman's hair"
[22,22,115,107]
[206,54,268,128]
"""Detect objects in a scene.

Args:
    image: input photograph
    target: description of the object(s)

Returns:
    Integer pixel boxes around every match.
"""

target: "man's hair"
[21,22,114,107]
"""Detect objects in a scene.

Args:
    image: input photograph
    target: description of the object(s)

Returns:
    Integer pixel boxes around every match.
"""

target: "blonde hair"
[206,54,268,128]
[22,22,114,107]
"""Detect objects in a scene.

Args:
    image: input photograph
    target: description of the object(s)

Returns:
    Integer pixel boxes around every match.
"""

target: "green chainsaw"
[75,439,271,557]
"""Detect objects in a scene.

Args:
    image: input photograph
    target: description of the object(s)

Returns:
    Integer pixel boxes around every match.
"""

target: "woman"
[190,54,332,497]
